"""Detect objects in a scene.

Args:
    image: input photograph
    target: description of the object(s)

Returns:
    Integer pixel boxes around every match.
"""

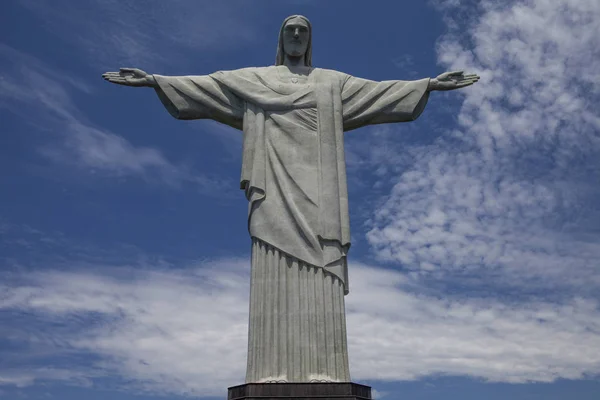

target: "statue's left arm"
[341,70,479,132]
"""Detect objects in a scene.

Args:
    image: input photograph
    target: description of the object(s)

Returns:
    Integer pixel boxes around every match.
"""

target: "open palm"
[430,70,480,91]
[102,68,154,87]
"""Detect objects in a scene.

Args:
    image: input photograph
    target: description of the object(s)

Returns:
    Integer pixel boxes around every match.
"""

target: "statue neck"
[283,54,306,68]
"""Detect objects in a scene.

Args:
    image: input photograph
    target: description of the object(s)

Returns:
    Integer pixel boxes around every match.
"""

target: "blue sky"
[1,0,599,399]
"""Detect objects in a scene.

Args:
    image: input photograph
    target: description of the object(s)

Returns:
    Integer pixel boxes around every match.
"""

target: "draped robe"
[153,66,430,382]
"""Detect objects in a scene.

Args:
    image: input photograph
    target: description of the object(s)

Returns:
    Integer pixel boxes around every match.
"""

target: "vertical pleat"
[254,240,264,380]
[291,257,301,380]
[308,266,318,375]
[278,249,288,379]
[271,245,279,374]
[285,257,293,379]
[340,290,351,380]
[324,273,334,377]
[332,277,341,381]
[245,240,257,382]
[300,263,310,379]
[263,243,272,378]
[315,267,327,376]
[245,238,351,383]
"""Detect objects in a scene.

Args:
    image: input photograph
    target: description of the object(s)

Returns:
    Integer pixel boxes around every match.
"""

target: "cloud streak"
[1,259,599,397]
[0,44,234,194]
[16,0,261,71]
[0,259,251,397]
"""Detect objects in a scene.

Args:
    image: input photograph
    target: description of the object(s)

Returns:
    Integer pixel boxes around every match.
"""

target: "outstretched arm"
[342,75,431,131]
[341,70,480,131]
[102,68,244,129]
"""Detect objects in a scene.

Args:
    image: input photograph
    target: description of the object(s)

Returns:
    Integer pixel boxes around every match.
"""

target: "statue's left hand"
[428,71,480,91]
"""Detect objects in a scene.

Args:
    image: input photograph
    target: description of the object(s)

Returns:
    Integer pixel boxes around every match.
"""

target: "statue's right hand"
[102,68,156,87]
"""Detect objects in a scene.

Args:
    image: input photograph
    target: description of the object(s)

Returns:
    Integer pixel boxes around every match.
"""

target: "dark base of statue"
[227,382,372,400]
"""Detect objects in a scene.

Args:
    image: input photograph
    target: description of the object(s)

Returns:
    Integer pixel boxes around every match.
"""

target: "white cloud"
[1,260,599,397]
[371,388,389,399]
[347,263,600,383]
[0,370,95,389]
[364,0,600,297]
[0,259,251,397]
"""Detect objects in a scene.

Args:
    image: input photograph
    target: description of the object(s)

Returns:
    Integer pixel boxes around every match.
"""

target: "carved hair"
[275,15,312,67]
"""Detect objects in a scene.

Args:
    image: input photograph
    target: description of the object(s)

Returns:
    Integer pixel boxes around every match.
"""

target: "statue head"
[276,15,312,67]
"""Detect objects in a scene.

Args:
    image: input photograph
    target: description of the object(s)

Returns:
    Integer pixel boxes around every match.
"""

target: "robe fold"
[153,66,430,295]
[153,66,429,382]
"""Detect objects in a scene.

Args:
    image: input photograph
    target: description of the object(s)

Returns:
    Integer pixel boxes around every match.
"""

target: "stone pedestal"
[227,382,372,400]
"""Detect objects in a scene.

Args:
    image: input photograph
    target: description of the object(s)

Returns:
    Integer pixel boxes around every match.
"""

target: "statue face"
[282,17,310,59]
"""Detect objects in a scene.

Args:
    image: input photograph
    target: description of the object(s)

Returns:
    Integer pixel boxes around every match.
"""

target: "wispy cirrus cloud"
[16,0,261,71]
[0,44,234,194]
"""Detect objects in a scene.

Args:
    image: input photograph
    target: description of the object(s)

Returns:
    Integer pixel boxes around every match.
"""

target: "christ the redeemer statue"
[103,15,479,384]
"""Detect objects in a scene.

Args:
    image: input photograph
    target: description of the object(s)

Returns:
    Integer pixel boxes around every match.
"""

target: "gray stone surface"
[246,239,350,383]
[102,14,479,385]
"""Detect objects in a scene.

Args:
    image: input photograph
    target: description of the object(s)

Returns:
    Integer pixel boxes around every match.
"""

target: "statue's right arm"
[102,67,244,129]
[102,68,244,129]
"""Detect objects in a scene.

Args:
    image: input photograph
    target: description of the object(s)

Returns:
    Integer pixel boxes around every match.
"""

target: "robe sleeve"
[341,75,431,132]
[153,74,245,130]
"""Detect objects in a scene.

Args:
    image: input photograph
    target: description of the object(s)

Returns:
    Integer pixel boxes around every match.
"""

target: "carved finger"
[102,73,121,79]
[119,67,136,73]
[449,70,464,76]
[107,77,128,84]
[451,79,471,86]
[106,76,126,82]
[103,73,122,80]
